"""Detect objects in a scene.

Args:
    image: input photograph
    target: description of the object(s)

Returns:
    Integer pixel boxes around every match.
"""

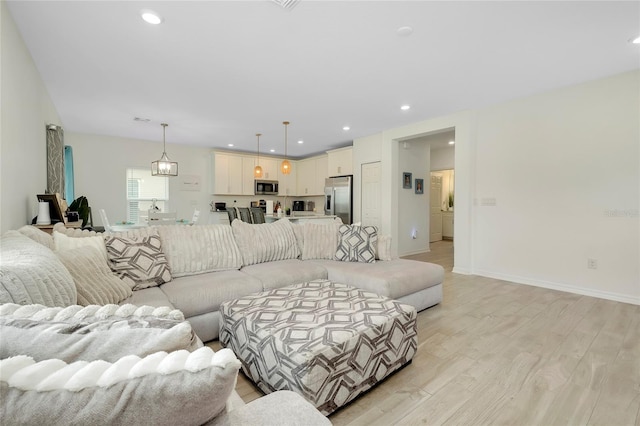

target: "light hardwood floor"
[210,241,640,425]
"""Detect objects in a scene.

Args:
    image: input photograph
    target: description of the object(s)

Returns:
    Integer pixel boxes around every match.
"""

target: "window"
[126,168,169,223]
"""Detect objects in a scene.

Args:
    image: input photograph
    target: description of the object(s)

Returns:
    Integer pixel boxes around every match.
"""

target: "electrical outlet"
[587,258,598,269]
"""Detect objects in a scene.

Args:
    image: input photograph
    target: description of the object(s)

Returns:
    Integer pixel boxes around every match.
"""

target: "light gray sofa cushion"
[240,259,327,290]
[1,347,240,426]
[310,259,444,300]
[121,286,174,309]
[0,231,76,307]
[0,303,201,363]
[160,270,263,317]
[156,225,243,277]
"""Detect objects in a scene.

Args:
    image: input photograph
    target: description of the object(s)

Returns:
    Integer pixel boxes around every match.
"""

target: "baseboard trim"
[452,266,472,275]
[474,269,640,306]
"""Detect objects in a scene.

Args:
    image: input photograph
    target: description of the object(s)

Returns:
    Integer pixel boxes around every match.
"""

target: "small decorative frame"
[415,178,424,194]
[37,193,65,223]
[403,172,412,189]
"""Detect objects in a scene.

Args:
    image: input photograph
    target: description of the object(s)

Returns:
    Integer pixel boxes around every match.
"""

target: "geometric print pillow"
[334,225,378,263]
[104,234,172,290]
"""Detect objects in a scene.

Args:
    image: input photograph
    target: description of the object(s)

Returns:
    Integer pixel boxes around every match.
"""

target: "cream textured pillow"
[56,246,132,305]
[155,224,243,277]
[53,231,108,264]
[17,225,54,249]
[0,231,76,307]
[104,234,172,290]
[0,303,200,363]
[335,225,378,263]
[0,346,240,426]
[231,218,300,266]
[376,234,393,261]
[301,221,342,260]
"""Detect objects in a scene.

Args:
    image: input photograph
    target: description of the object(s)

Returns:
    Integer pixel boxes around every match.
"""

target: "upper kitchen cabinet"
[210,152,244,195]
[278,161,297,196]
[297,155,328,196]
[259,157,279,180]
[327,146,353,176]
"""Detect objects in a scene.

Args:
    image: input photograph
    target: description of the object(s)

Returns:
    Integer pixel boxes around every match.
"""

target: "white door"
[361,162,381,229]
[430,174,443,242]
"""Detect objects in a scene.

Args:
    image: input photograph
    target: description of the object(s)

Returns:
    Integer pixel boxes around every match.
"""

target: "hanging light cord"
[256,133,261,164]
[162,123,168,154]
[283,121,289,159]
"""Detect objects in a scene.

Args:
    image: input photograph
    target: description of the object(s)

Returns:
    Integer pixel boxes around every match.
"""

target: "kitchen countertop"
[265,214,336,222]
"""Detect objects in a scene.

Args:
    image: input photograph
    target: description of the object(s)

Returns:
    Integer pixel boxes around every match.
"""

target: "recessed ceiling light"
[400,105,411,111]
[397,26,413,37]
[343,126,350,131]
[269,149,275,153]
[632,36,640,44]
[297,140,304,144]
[448,140,455,145]
[141,10,163,25]
[227,144,234,147]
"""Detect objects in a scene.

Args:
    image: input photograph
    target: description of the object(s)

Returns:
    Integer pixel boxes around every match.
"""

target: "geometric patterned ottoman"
[219,280,417,415]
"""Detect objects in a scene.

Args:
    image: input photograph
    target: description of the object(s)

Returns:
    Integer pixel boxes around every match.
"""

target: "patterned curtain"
[46,125,65,197]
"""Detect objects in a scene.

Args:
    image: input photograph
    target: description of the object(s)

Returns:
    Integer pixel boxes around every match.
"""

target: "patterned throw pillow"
[335,225,378,263]
[104,234,172,290]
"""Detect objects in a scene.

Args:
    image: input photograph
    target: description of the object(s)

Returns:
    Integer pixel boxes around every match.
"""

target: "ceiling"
[7,1,639,158]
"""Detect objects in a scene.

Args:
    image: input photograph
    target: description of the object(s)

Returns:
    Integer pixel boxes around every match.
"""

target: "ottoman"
[219,280,417,415]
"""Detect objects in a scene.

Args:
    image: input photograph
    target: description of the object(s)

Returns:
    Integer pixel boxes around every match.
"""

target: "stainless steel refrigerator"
[324,176,352,224]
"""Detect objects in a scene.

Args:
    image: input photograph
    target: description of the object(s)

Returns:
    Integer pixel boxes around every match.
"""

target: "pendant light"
[280,121,291,175]
[151,123,178,176]
[254,133,263,178]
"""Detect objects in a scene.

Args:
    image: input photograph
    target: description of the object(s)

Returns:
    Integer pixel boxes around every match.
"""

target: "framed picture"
[403,172,412,189]
[415,178,424,194]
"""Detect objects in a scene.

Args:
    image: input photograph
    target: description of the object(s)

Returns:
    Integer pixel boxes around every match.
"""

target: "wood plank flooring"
[209,241,640,425]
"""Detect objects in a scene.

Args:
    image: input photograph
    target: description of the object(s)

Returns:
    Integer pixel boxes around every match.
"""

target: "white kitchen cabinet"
[327,146,352,176]
[278,161,297,196]
[211,152,243,195]
[242,156,257,195]
[260,158,279,180]
[297,155,327,196]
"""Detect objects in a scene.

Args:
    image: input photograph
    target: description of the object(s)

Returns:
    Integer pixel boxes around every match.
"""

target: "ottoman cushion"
[240,259,327,290]
[219,280,417,415]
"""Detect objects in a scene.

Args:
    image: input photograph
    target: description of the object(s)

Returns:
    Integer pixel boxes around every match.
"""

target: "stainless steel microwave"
[255,180,279,195]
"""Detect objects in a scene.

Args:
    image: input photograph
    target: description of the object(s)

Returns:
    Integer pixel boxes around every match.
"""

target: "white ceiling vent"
[271,0,300,10]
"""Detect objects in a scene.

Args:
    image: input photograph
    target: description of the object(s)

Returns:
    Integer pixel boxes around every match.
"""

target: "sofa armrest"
[210,390,331,426]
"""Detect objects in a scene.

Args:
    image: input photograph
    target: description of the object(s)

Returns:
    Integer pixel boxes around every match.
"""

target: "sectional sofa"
[1,218,444,424]
[2,218,444,342]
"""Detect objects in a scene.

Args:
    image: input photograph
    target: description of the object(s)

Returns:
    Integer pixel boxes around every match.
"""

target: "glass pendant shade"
[280,121,291,175]
[151,123,178,176]
[254,133,263,178]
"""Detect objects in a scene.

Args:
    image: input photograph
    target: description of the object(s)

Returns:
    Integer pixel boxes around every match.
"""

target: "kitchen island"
[264,213,337,224]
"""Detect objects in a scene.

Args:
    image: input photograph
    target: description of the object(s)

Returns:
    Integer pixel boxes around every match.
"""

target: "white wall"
[472,70,639,304]
[1,2,61,232]
[431,146,455,171]
[397,142,430,255]
[353,70,639,304]
[352,133,383,228]
[66,133,213,225]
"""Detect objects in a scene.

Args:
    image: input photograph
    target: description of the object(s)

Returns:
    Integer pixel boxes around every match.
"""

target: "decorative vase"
[36,201,51,225]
